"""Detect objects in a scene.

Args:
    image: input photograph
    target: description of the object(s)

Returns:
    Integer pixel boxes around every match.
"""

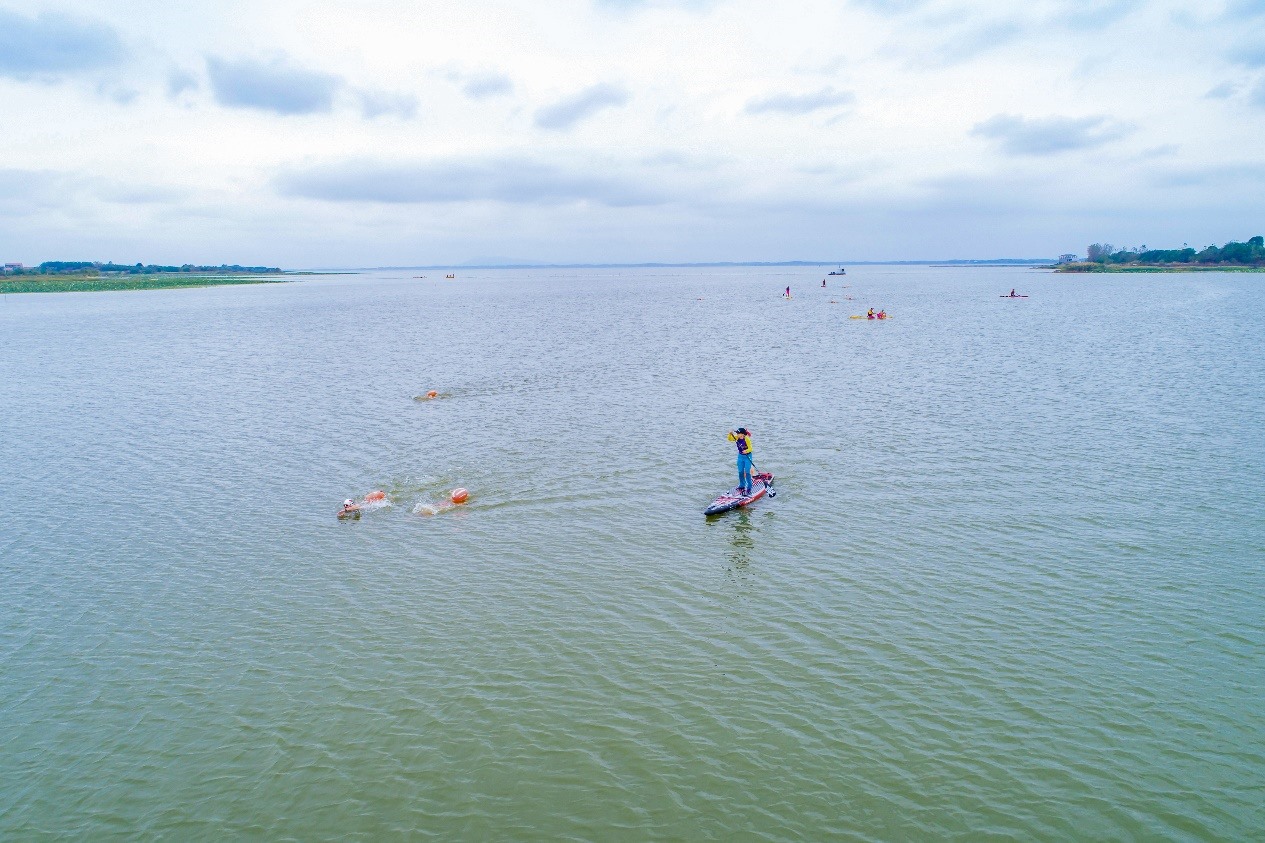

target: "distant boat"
[445,274,455,279]
[828,267,846,275]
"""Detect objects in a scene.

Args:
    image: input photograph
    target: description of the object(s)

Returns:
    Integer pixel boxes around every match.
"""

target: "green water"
[2,266,1262,839]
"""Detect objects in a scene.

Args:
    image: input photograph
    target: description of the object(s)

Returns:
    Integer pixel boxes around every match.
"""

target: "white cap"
[344,499,354,506]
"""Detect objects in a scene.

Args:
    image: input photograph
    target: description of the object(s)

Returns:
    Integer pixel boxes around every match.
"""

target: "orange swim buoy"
[426,390,438,399]
[450,488,469,504]
[365,490,386,502]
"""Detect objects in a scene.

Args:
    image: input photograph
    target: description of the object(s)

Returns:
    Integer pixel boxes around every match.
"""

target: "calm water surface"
[2,266,1263,840]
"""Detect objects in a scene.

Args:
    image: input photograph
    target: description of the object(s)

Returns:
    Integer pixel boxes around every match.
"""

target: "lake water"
[2,266,1263,839]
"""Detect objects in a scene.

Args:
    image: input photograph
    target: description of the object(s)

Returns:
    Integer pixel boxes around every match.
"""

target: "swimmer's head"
[343,499,354,507]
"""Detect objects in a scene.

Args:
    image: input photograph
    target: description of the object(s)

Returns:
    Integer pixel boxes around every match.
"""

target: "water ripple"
[1,268,1263,839]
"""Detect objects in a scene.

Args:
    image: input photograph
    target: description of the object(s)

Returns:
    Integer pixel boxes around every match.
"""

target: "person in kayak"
[727,427,754,495]
[867,307,875,319]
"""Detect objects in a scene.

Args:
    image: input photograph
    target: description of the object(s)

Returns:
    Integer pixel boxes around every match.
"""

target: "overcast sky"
[2,0,1263,266]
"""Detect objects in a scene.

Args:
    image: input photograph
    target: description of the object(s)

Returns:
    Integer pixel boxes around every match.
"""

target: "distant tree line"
[1085,236,1265,266]
[12,261,281,275]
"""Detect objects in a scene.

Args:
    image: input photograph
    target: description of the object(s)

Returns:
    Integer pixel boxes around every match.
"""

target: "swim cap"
[344,499,354,506]
[737,427,749,435]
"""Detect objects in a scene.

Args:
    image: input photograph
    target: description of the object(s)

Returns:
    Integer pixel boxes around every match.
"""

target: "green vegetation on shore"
[0,259,309,294]
[0,273,294,294]
[8,261,281,276]
[1057,236,1265,272]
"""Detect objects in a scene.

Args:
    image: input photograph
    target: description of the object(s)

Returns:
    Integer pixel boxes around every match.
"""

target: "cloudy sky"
[1,0,1263,266]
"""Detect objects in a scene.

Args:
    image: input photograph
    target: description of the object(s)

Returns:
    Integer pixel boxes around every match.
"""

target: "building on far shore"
[3,263,23,273]
[1056,254,1078,264]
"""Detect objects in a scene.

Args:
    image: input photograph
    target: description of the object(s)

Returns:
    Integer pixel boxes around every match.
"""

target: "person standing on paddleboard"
[727,427,754,495]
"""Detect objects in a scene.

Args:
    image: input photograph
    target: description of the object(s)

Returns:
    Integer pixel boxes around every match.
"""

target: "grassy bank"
[0,273,299,294]
[1055,262,1265,273]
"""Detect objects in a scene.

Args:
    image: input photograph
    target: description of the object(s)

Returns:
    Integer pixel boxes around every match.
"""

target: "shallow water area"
[2,265,1263,839]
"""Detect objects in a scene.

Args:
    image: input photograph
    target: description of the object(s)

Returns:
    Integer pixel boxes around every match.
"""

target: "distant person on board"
[784,286,791,298]
[867,308,875,319]
[727,427,754,495]
[1010,288,1016,297]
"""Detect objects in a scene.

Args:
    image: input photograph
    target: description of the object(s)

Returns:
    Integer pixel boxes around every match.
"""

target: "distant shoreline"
[350,259,1055,271]
[1055,263,1265,273]
[0,273,318,295]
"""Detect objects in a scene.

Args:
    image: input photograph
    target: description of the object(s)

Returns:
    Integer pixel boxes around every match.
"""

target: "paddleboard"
[849,315,891,319]
[705,472,775,516]
[1000,295,1028,298]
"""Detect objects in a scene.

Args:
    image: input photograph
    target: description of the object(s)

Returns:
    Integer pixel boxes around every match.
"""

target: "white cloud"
[0,0,1263,266]
[445,69,515,99]
[206,55,342,115]
[1252,79,1265,109]
[1227,41,1265,67]
[534,83,631,130]
[167,69,199,98]
[1205,81,1239,99]
[0,8,125,80]
[1223,0,1265,20]
[971,114,1132,156]
[275,156,667,206]
[357,89,419,119]
[745,87,855,115]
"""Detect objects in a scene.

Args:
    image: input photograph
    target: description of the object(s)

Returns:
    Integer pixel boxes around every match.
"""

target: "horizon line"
[313,258,1056,271]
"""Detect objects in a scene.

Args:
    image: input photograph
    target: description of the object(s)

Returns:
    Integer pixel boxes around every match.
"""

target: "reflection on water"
[724,511,755,572]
